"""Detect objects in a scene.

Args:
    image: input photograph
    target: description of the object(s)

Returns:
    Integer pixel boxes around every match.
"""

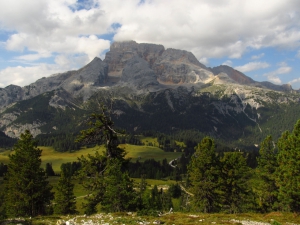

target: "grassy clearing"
[140,136,160,147]
[175,140,186,148]
[121,144,182,162]
[0,144,181,173]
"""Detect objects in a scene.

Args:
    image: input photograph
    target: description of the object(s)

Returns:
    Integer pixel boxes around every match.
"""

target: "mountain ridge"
[0,40,300,151]
[0,40,296,111]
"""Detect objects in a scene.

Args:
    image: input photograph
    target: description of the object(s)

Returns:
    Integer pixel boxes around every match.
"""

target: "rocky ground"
[2,212,300,225]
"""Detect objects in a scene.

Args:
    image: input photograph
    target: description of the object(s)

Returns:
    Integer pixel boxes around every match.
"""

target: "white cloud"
[268,76,282,84]
[251,53,265,60]
[276,66,292,74]
[0,64,66,88]
[6,33,110,61]
[289,78,300,88]
[222,60,233,67]
[263,64,292,84]
[199,57,209,66]
[277,61,288,67]
[15,52,52,61]
[235,62,270,73]
[0,0,299,61]
[1,0,300,86]
[110,0,300,59]
[0,54,91,88]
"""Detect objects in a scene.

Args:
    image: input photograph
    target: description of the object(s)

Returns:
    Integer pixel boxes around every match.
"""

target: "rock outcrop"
[104,40,165,77]
[0,85,23,111]
[120,56,159,90]
[153,48,214,84]
[210,65,255,85]
[60,57,108,100]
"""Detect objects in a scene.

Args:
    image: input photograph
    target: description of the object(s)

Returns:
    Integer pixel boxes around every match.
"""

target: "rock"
[0,85,23,110]
[153,48,214,84]
[56,219,66,225]
[61,57,108,100]
[104,40,164,77]
[210,65,255,85]
[22,71,74,101]
[120,56,159,90]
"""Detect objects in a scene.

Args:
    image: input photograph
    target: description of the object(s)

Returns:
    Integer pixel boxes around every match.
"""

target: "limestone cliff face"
[104,41,214,86]
[60,57,108,100]
[153,48,214,84]
[22,71,75,101]
[0,85,23,111]
[104,40,165,77]
[120,56,159,90]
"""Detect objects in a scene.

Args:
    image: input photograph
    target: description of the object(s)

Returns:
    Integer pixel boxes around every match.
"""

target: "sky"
[0,0,300,89]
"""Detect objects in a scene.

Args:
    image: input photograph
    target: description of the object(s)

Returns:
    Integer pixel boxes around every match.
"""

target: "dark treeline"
[128,154,190,180]
[0,163,7,177]
[119,134,143,145]
[0,131,16,149]
[35,133,82,152]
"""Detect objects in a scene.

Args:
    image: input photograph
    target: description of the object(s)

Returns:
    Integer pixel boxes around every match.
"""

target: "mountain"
[0,40,300,150]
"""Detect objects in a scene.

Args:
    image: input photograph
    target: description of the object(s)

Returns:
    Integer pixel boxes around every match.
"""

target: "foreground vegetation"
[0,105,300,224]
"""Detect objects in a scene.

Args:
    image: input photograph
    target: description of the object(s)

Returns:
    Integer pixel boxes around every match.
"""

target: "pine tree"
[149,185,162,211]
[54,168,77,215]
[76,106,136,214]
[276,120,300,212]
[187,137,220,212]
[4,130,53,217]
[255,135,278,212]
[0,189,5,219]
[45,163,55,176]
[100,159,137,212]
[219,152,251,213]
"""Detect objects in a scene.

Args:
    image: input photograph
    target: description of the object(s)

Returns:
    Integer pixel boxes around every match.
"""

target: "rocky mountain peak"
[60,57,108,100]
[210,65,255,85]
[104,40,165,77]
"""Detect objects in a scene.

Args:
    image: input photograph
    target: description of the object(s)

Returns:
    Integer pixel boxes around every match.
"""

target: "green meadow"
[0,143,182,173]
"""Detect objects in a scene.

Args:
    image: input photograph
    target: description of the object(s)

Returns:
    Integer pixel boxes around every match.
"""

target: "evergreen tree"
[0,189,6,219]
[4,130,53,217]
[101,159,137,212]
[45,163,55,176]
[276,120,300,212]
[54,167,77,215]
[76,107,126,159]
[255,135,278,212]
[0,163,7,177]
[77,151,106,215]
[219,152,251,213]
[149,185,162,211]
[76,106,136,214]
[187,137,220,212]
[161,190,173,212]
[168,183,182,198]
